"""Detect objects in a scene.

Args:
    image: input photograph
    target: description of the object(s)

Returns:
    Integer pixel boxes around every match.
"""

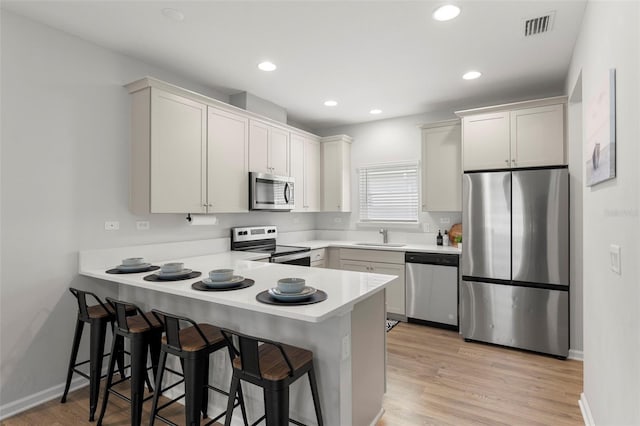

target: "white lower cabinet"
[339,249,405,317]
[310,249,326,268]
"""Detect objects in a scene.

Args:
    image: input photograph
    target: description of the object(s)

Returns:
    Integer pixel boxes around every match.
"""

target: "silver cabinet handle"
[505,159,509,164]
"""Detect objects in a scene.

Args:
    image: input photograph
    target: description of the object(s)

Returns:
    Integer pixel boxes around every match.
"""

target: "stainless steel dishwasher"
[405,252,459,330]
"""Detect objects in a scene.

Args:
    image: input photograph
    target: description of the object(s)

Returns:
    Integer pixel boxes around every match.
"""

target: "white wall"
[565,1,639,424]
[0,10,315,412]
[316,113,462,244]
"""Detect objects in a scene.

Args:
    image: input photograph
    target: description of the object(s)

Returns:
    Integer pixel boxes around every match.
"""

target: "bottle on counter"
[436,230,443,246]
[443,230,449,246]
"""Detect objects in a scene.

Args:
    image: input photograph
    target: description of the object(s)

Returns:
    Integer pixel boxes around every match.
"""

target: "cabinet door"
[371,263,405,316]
[322,141,341,211]
[289,133,305,211]
[422,123,461,211]
[249,120,270,174]
[269,126,290,176]
[510,104,564,168]
[304,138,321,211]
[339,259,370,273]
[462,112,510,171]
[150,89,206,213]
[207,108,249,212]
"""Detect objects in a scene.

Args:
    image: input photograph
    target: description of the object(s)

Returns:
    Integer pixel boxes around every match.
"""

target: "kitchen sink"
[354,242,406,247]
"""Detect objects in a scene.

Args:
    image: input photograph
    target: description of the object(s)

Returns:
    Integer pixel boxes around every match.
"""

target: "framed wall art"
[585,68,616,186]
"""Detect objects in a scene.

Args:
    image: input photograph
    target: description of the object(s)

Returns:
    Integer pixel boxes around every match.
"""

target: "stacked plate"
[202,269,245,289]
[268,278,317,302]
[156,262,193,280]
[115,257,153,273]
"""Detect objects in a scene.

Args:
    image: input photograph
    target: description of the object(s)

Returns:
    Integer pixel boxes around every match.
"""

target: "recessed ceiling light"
[324,100,338,107]
[432,4,461,21]
[462,70,482,80]
[162,8,185,22]
[258,61,277,72]
[370,109,382,115]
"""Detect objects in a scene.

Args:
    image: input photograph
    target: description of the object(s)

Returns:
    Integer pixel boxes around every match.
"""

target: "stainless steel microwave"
[249,172,295,211]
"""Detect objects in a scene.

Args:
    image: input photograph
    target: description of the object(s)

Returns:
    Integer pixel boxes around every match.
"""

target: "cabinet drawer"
[339,248,404,264]
[311,259,326,268]
[310,248,325,262]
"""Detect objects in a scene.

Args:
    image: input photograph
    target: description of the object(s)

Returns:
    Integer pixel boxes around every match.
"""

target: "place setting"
[106,257,159,274]
[256,278,327,306]
[192,269,254,292]
[143,262,201,282]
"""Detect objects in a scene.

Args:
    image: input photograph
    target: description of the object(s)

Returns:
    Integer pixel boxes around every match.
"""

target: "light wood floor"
[3,323,583,426]
[377,323,583,426]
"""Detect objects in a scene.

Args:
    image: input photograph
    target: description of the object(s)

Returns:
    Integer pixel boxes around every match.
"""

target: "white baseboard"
[0,376,89,421]
[569,349,584,361]
[370,407,385,426]
[579,392,594,426]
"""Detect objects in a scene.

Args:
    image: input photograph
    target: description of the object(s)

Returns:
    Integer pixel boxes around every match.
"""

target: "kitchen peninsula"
[79,241,395,426]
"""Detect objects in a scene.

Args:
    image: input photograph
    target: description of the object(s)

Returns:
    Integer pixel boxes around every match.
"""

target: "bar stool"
[96,298,163,426]
[61,288,134,421]
[149,310,249,426]
[220,329,323,426]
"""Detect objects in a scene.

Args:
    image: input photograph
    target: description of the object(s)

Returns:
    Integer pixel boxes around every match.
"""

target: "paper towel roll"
[188,215,218,226]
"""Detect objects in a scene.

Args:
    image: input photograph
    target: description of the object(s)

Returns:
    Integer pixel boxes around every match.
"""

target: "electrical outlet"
[423,223,431,233]
[334,217,342,223]
[610,244,621,274]
[104,221,119,231]
[136,221,150,230]
[440,217,450,225]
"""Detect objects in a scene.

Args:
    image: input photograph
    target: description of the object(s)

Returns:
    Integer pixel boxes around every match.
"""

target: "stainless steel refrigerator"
[460,167,569,357]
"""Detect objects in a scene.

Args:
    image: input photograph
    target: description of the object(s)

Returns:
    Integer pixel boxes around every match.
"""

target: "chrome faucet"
[379,228,388,244]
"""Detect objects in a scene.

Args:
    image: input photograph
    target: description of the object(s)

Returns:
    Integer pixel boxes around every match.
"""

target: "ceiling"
[2,1,586,130]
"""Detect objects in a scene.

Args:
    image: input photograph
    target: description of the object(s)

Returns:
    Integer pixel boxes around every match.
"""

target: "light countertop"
[294,240,462,254]
[80,251,395,323]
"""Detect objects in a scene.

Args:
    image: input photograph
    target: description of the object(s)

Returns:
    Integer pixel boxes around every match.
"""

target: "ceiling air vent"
[523,12,555,37]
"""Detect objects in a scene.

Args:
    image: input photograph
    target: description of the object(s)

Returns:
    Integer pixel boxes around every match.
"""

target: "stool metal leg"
[183,356,206,426]
[113,323,127,380]
[88,319,108,421]
[237,382,249,426]
[149,350,168,426]
[264,386,289,426]
[223,375,240,426]
[97,335,121,426]
[61,318,84,404]
[130,335,149,426]
[201,356,210,419]
[148,330,162,393]
[308,366,324,426]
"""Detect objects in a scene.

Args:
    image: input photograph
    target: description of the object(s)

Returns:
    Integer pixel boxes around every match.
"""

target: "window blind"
[359,163,419,222]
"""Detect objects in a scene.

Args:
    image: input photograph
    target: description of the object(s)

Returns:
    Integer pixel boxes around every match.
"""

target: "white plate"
[156,269,193,279]
[268,286,317,302]
[116,263,152,272]
[202,276,244,288]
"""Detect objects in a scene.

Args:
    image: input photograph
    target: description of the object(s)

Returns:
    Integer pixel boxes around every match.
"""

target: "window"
[359,163,419,223]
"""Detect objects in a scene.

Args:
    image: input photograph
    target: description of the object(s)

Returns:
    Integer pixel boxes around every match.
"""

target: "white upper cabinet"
[421,120,462,212]
[249,119,290,176]
[510,104,564,168]
[291,132,321,212]
[461,112,510,171]
[207,107,249,213]
[321,135,352,212]
[457,97,566,171]
[130,88,207,214]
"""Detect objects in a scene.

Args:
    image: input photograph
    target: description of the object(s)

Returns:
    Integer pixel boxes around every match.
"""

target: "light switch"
[104,221,119,231]
[609,244,621,275]
[136,221,150,230]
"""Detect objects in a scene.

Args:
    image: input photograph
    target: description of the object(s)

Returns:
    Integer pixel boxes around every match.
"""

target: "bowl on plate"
[122,257,144,266]
[208,269,234,282]
[277,278,306,294]
[161,262,184,273]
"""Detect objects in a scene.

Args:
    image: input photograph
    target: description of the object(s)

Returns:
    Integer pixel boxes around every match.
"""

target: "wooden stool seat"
[149,311,248,426]
[161,323,224,352]
[126,312,162,333]
[222,329,323,426]
[233,343,313,381]
[86,303,135,319]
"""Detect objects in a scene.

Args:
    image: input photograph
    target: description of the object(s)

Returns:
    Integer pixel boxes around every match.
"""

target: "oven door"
[250,172,294,211]
[271,252,311,267]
